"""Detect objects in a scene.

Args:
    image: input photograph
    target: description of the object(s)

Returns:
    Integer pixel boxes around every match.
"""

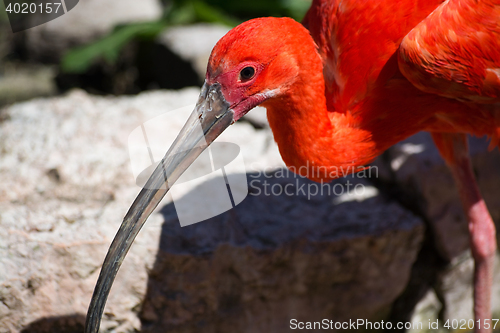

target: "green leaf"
[280,0,311,20]
[61,21,167,73]
[192,1,239,27]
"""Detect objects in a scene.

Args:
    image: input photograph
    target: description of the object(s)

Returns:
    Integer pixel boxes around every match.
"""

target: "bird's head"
[204,16,318,120]
[84,17,321,333]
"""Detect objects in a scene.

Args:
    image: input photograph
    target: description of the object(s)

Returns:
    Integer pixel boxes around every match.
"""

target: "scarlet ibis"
[85,0,500,332]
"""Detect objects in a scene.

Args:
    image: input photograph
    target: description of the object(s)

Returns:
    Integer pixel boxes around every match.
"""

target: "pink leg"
[432,133,496,333]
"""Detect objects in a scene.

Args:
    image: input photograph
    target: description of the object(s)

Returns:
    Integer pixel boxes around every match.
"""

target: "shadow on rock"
[21,314,85,333]
[139,170,425,333]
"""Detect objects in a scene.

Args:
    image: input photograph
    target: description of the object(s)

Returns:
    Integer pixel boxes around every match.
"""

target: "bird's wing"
[303,0,445,110]
[398,0,500,104]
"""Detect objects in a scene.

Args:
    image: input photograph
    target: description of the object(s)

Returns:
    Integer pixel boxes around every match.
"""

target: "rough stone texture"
[433,253,500,325]
[140,175,424,333]
[379,132,500,261]
[0,89,201,333]
[379,132,500,326]
[24,0,163,60]
[406,252,500,330]
[408,290,442,333]
[0,89,424,332]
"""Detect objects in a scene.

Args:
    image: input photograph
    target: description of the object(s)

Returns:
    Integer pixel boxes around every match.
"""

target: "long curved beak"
[84,83,234,333]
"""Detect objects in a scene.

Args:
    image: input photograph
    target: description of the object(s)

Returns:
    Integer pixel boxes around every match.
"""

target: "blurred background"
[0,0,310,107]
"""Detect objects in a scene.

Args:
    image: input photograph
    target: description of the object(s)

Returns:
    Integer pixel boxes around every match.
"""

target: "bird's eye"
[239,66,255,81]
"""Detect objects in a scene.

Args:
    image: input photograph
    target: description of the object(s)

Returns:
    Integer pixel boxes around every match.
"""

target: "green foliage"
[60,0,311,74]
[61,21,166,73]
[281,0,312,20]
[0,1,9,24]
[202,0,310,21]
[166,0,240,26]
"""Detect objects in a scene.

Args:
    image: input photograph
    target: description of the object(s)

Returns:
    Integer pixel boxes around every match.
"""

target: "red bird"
[85,0,500,332]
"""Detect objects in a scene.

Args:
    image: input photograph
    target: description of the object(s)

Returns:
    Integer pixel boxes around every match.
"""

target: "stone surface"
[408,290,443,333]
[407,252,500,332]
[0,89,425,332]
[435,252,500,325]
[380,132,500,330]
[0,89,200,333]
[140,174,424,333]
[0,63,57,107]
[380,132,500,261]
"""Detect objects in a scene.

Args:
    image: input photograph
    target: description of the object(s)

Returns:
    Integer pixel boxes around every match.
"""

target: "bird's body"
[233,0,500,182]
[85,1,500,332]
[208,0,499,327]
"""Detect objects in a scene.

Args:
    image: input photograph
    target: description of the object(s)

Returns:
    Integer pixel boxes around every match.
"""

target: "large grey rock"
[140,175,424,333]
[0,89,425,332]
[0,89,203,333]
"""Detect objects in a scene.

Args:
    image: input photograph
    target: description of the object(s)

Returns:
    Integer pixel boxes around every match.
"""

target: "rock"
[408,290,443,333]
[407,252,500,331]
[158,24,231,80]
[379,132,500,261]
[24,0,163,61]
[140,175,424,333]
[379,132,500,329]
[437,253,475,323]
[0,89,424,332]
[435,252,500,325]
[0,89,199,333]
[0,63,57,107]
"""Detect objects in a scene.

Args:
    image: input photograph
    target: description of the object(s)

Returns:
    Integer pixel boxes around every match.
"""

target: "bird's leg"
[432,133,496,333]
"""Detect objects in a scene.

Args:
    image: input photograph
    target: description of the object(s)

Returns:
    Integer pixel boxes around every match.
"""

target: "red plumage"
[208,0,499,182]
[206,0,499,330]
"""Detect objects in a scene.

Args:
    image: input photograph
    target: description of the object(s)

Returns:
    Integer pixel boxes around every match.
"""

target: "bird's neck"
[263,74,377,182]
